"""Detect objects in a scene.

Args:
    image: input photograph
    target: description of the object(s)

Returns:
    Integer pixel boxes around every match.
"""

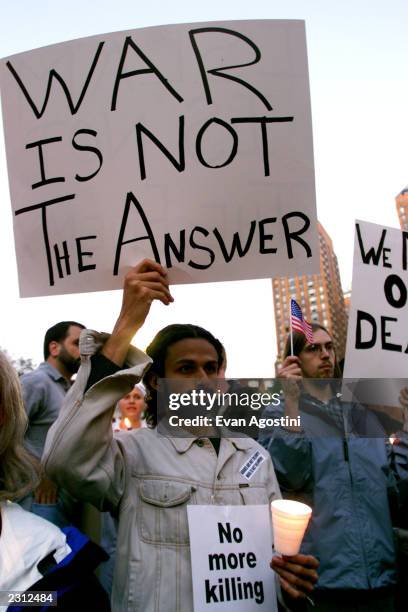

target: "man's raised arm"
[42,259,173,511]
[102,259,173,366]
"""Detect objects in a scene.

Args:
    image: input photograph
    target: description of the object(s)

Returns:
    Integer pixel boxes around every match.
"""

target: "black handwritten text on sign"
[354,222,408,354]
[0,21,318,296]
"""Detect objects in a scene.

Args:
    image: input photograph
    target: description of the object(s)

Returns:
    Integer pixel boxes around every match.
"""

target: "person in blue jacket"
[259,323,408,612]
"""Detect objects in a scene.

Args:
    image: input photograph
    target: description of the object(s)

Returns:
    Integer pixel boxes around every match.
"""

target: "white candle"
[271,499,312,556]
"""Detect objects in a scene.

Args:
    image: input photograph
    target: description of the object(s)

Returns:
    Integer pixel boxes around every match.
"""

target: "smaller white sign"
[187,505,277,612]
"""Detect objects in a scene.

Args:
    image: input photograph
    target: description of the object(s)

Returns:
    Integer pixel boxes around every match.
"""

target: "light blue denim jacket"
[43,330,282,612]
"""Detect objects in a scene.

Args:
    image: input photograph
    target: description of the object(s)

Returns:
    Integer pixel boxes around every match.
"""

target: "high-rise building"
[272,222,348,360]
[396,185,408,230]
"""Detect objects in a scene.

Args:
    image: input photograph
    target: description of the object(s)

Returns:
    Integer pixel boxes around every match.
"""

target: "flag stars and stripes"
[290,299,314,343]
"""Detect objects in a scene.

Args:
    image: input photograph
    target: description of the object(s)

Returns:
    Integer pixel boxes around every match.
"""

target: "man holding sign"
[43,259,318,612]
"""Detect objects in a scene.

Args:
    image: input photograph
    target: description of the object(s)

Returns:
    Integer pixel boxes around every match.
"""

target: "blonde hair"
[0,350,39,501]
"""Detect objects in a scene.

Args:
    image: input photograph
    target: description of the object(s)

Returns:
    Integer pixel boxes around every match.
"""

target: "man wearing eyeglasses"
[259,323,408,612]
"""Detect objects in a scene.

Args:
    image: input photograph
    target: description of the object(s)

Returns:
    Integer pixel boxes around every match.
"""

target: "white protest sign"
[0,20,318,297]
[343,220,408,406]
[187,504,277,612]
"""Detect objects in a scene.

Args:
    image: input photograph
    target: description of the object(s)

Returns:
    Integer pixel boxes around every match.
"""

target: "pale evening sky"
[0,0,407,376]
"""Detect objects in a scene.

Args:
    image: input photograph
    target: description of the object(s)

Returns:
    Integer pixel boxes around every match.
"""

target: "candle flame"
[124,417,132,429]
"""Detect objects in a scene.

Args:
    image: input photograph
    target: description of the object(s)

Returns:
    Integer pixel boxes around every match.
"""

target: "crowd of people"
[1,258,407,611]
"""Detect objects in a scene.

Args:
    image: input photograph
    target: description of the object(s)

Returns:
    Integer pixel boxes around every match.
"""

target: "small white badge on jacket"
[239,450,266,480]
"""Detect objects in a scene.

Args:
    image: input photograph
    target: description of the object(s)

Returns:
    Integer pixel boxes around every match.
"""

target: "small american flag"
[290,299,314,343]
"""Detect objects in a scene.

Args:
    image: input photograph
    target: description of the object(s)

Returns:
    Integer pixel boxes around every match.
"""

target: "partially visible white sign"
[343,220,408,406]
[187,504,277,611]
[0,20,318,297]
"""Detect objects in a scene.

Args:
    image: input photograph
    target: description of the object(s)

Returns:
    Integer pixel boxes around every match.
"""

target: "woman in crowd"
[0,349,110,611]
[113,383,146,431]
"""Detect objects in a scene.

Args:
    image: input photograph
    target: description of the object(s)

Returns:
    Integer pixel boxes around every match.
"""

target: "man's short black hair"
[43,321,85,360]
